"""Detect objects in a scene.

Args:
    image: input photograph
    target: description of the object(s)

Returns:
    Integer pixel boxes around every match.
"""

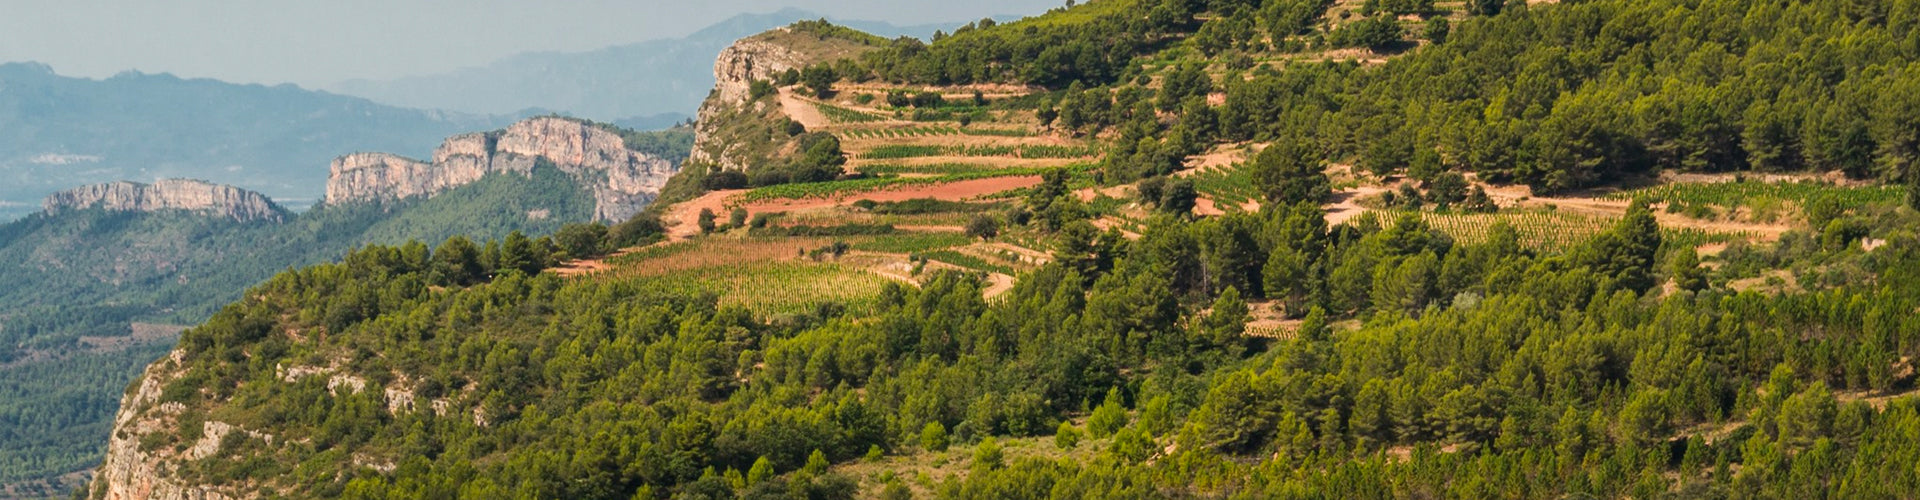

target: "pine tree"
[1088,387,1129,437]
[1250,139,1331,206]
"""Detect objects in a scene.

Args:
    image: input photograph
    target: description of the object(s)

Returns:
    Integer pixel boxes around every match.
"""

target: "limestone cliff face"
[323,152,444,204]
[93,351,242,500]
[325,117,677,222]
[689,28,874,172]
[43,179,284,222]
[707,29,815,109]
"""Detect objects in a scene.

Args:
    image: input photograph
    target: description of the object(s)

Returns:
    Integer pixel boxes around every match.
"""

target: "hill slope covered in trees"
[85,0,1920,499]
[1,121,690,494]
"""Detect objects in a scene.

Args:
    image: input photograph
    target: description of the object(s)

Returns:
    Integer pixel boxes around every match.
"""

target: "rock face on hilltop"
[688,28,881,172]
[707,31,816,109]
[43,179,284,222]
[91,352,241,500]
[325,116,676,222]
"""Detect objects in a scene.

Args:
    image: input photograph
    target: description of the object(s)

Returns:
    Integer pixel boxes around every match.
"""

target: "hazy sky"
[0,0,1056,87]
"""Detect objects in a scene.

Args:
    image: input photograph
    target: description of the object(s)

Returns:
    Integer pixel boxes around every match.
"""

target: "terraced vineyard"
[919,249,1016,275]
[1370,209,1749,250]
[1612,180,1903,211]
[610,259,891,316]
[1189,164,1260,210]
[841,126,1036,139]
[861,144,1097,160]
[814,102,885,123]
[856,162,1019,176]
[740,169,1052,203]
[849,232,975,254]
[839,126,959,139]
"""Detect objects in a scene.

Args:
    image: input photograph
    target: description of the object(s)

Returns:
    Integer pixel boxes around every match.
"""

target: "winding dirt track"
[778,91,833,130]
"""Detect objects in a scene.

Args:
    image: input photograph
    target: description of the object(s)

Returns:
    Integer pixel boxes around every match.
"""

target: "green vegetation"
[1209,0,1920,192]
[857,163,1017,176]
[787,19,892,47]
[1190,164,1262,210]
[839,125,1035,140]
[610,259,891,316]
[119,170,1920,499]
[1371,209,1743,251]
[849,232,975,254]
[843,0,1920,198]
[814,102,885,123]
[864,198,1000,215]
[53,0,1920,497]
[739,168,1060,203]
[0,346,165,487]
[596,122,696,165]
[859,0,1179,87]
[918,250,1015,275]
[1616,180,1906,223]
[0,166,643,485]
[861,144,1097,160]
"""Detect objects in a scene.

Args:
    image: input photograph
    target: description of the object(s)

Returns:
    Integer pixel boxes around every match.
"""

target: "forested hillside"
[101,165,1920,500]
[0,163,654,491]
[848,0,1920,192]
[87,0,1920,499]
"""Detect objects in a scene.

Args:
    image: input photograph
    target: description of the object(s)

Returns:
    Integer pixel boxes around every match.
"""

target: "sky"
[0,0,1058,88]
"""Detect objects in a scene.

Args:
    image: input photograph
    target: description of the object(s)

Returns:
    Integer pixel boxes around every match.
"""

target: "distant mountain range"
[325,8,979,123]
[0,10,985,223]
[0,62,521,221]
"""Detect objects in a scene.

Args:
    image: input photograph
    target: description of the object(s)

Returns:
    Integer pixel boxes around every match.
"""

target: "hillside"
[0,118,686,495]
[0,63,516,221]
[86,1,1920,499]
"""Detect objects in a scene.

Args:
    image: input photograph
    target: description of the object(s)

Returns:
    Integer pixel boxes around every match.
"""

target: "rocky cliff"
[42,179,285,222]
[92,352,241,500]
[326,116,676,222]
[688,28,881,171]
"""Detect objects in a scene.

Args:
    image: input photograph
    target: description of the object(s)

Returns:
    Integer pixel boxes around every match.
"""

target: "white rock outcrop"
[43,179,283,222]
[688,29,818,171]
[325,116,677,222]
[93,357,238,500]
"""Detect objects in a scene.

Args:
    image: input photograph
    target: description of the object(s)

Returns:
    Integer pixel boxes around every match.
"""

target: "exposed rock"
[93,354,241,500]
[689,28,877,171]
[690,31,810,171]
[708,29,816,109]
[326,374,367,395]
[184,422,272,462]
[324,116,678,222]
[323,152,443,203]
[43,179,284,222]
[386,387,416,414]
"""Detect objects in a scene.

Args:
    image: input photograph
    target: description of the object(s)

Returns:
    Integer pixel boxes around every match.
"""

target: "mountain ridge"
[324,9,983,122]
[0,62,520,222]
[325,116,679,222]
[43,179,286,223]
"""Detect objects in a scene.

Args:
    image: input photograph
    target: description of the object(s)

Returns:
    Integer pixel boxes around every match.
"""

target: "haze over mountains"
[326,9,978,122]
[0,62,512,221]
[0,9,976,222]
